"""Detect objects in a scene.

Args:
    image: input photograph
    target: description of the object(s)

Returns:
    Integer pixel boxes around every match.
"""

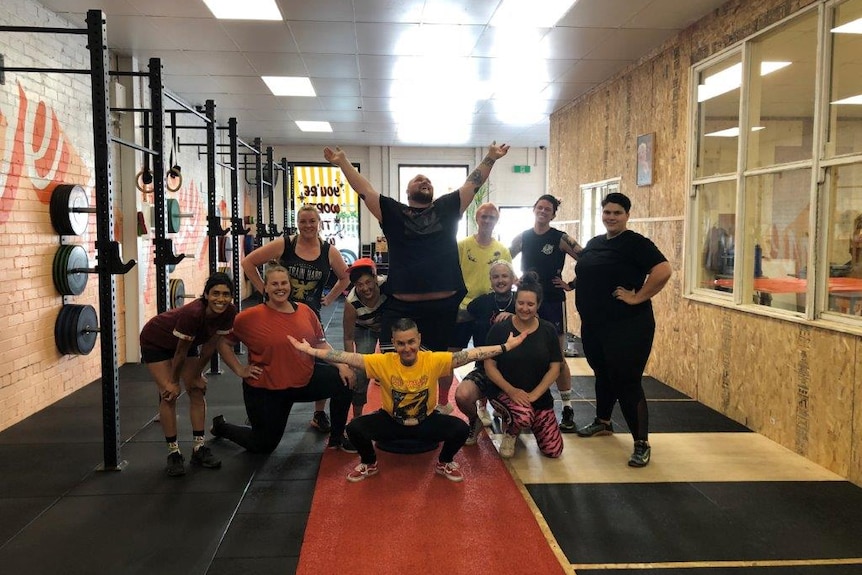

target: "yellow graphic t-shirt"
[362,351,452,425]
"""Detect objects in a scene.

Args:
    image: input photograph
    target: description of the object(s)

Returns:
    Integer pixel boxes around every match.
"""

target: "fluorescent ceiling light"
[831,17,862,33]
[697,61,791,102]
[202,0,281,20]
[295,121,332,133]
[704,126,765,138]
[262,76,316,97]
[491,0,577,28]
[832,94,862,105]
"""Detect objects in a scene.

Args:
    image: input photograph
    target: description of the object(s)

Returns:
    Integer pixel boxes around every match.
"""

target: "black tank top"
[280,235,332,315]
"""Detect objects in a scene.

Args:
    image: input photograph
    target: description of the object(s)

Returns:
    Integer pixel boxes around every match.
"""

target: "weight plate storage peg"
[54,304,99,355]
[52,244,90,295]
[50,184,93,236]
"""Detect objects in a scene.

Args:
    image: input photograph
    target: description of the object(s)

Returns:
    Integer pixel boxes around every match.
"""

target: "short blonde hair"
[475,202,500,221]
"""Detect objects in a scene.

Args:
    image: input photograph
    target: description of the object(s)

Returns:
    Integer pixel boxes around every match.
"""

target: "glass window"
[579,179,620,245]
[745,169,812,313]
[746,11,818,169]
[826,0,862,157]
[695,53,742,178]
[695,180,737,294]
[825,162,862,316]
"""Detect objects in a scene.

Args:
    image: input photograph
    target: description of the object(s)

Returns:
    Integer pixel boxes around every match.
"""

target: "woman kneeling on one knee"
[484,272,564,460]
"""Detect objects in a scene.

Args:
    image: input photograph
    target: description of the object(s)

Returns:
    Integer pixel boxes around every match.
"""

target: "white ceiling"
[39,0,729,148]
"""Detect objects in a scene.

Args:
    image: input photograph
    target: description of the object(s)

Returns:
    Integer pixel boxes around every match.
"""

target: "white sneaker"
[499,433,517,458]
[477,404,492,427]
[435,403,454,415]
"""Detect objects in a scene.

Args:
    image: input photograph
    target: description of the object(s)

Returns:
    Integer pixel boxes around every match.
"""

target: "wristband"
[500,343,507,353]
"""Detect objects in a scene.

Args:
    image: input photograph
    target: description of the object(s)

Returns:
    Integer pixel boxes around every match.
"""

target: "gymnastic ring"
[166,166,183,192]
[135,169,154,193]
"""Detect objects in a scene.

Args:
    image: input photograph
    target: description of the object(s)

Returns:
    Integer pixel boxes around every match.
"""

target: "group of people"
[140,141,671,480]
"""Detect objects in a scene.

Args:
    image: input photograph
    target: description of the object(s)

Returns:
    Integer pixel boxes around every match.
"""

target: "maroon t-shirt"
[140,298,236,351]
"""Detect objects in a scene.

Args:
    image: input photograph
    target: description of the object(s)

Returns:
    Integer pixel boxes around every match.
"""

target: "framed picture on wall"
[636,132,654,186]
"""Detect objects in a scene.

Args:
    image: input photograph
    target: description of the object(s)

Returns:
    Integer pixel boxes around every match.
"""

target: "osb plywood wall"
[550,0,862,485]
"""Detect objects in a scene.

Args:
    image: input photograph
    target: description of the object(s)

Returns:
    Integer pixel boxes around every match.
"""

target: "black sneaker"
[628,440,651,467]
[464,417,484,446]
[311,410,331,433]
[328,435,358,454]
[166,451,185,477]
[577,418,614,437]
[191,445,222,469]
[559,406,576,433]
[210,415,226,438]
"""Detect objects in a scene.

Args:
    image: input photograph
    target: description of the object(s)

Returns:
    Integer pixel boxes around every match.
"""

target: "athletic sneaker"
[328,435,358,454]
[499,433,517,459]
[628,440,651,467]
[559,406,577,433]
[435,403,454,415]
[577,418,614,437]
[310,410,331,433]
[347,462,379,482]
[190,445,221,469]
[166,451,185,477]
[477,404,492,427]
[464,417,484,446]
[435,461,464,482]
[210,414,226,437]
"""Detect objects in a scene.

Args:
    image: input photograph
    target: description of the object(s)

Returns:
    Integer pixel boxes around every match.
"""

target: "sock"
[193,432,205,452]
[166,437,180,454]
[560,389,573,408]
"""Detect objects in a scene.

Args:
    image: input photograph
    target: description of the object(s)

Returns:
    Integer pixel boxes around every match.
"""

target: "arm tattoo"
[481,157,496,168]
[563,234,580,251]
[322,349,351,364]
[452,350,469,365]
[469,348,498,361]
[466,168,484,191]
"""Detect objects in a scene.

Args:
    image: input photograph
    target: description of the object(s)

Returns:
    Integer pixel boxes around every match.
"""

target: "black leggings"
[581,310,655,442]
[346,410,469,464]
[218,363,352,453]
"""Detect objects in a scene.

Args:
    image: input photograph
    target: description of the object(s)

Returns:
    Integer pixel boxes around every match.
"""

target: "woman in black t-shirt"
[570,192,672,468]
[484,273,564,459]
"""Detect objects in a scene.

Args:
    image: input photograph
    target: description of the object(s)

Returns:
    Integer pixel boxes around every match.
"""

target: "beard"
[408,189,433,204]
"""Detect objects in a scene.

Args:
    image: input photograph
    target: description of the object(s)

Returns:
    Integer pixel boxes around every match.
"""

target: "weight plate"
[52,246,69,294]
[169,278,185,309]
[54,305,78,355]
[51,184,90,236]
[50,185,74,235]
[167,198,181,233]
[75,304,99,355]
[67,186,90,235]
[65,245,89,295]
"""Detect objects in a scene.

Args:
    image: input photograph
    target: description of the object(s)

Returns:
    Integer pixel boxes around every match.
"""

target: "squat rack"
[1,11,137,471]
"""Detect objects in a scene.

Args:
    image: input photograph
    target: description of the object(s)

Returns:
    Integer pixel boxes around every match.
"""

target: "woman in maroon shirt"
[140,272,237,477]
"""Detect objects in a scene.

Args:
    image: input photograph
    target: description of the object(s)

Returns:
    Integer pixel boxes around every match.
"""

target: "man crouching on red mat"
[289,318,526,483]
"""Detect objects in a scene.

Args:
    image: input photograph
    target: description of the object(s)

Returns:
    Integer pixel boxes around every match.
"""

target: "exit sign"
[513,165,531,173]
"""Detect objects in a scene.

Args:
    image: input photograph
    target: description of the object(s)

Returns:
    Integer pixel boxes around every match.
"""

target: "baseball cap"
[346,257,376,277]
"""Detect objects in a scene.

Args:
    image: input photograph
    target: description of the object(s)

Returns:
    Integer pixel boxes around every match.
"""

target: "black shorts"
[140,345,199,364]
[461,367,498,399]
[538,300,565,336]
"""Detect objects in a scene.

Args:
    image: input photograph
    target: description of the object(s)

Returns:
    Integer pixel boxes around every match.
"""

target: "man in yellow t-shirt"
[289,318,526,483]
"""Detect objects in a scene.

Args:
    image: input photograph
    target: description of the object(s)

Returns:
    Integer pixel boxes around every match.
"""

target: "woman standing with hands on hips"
[569,192,671,467]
